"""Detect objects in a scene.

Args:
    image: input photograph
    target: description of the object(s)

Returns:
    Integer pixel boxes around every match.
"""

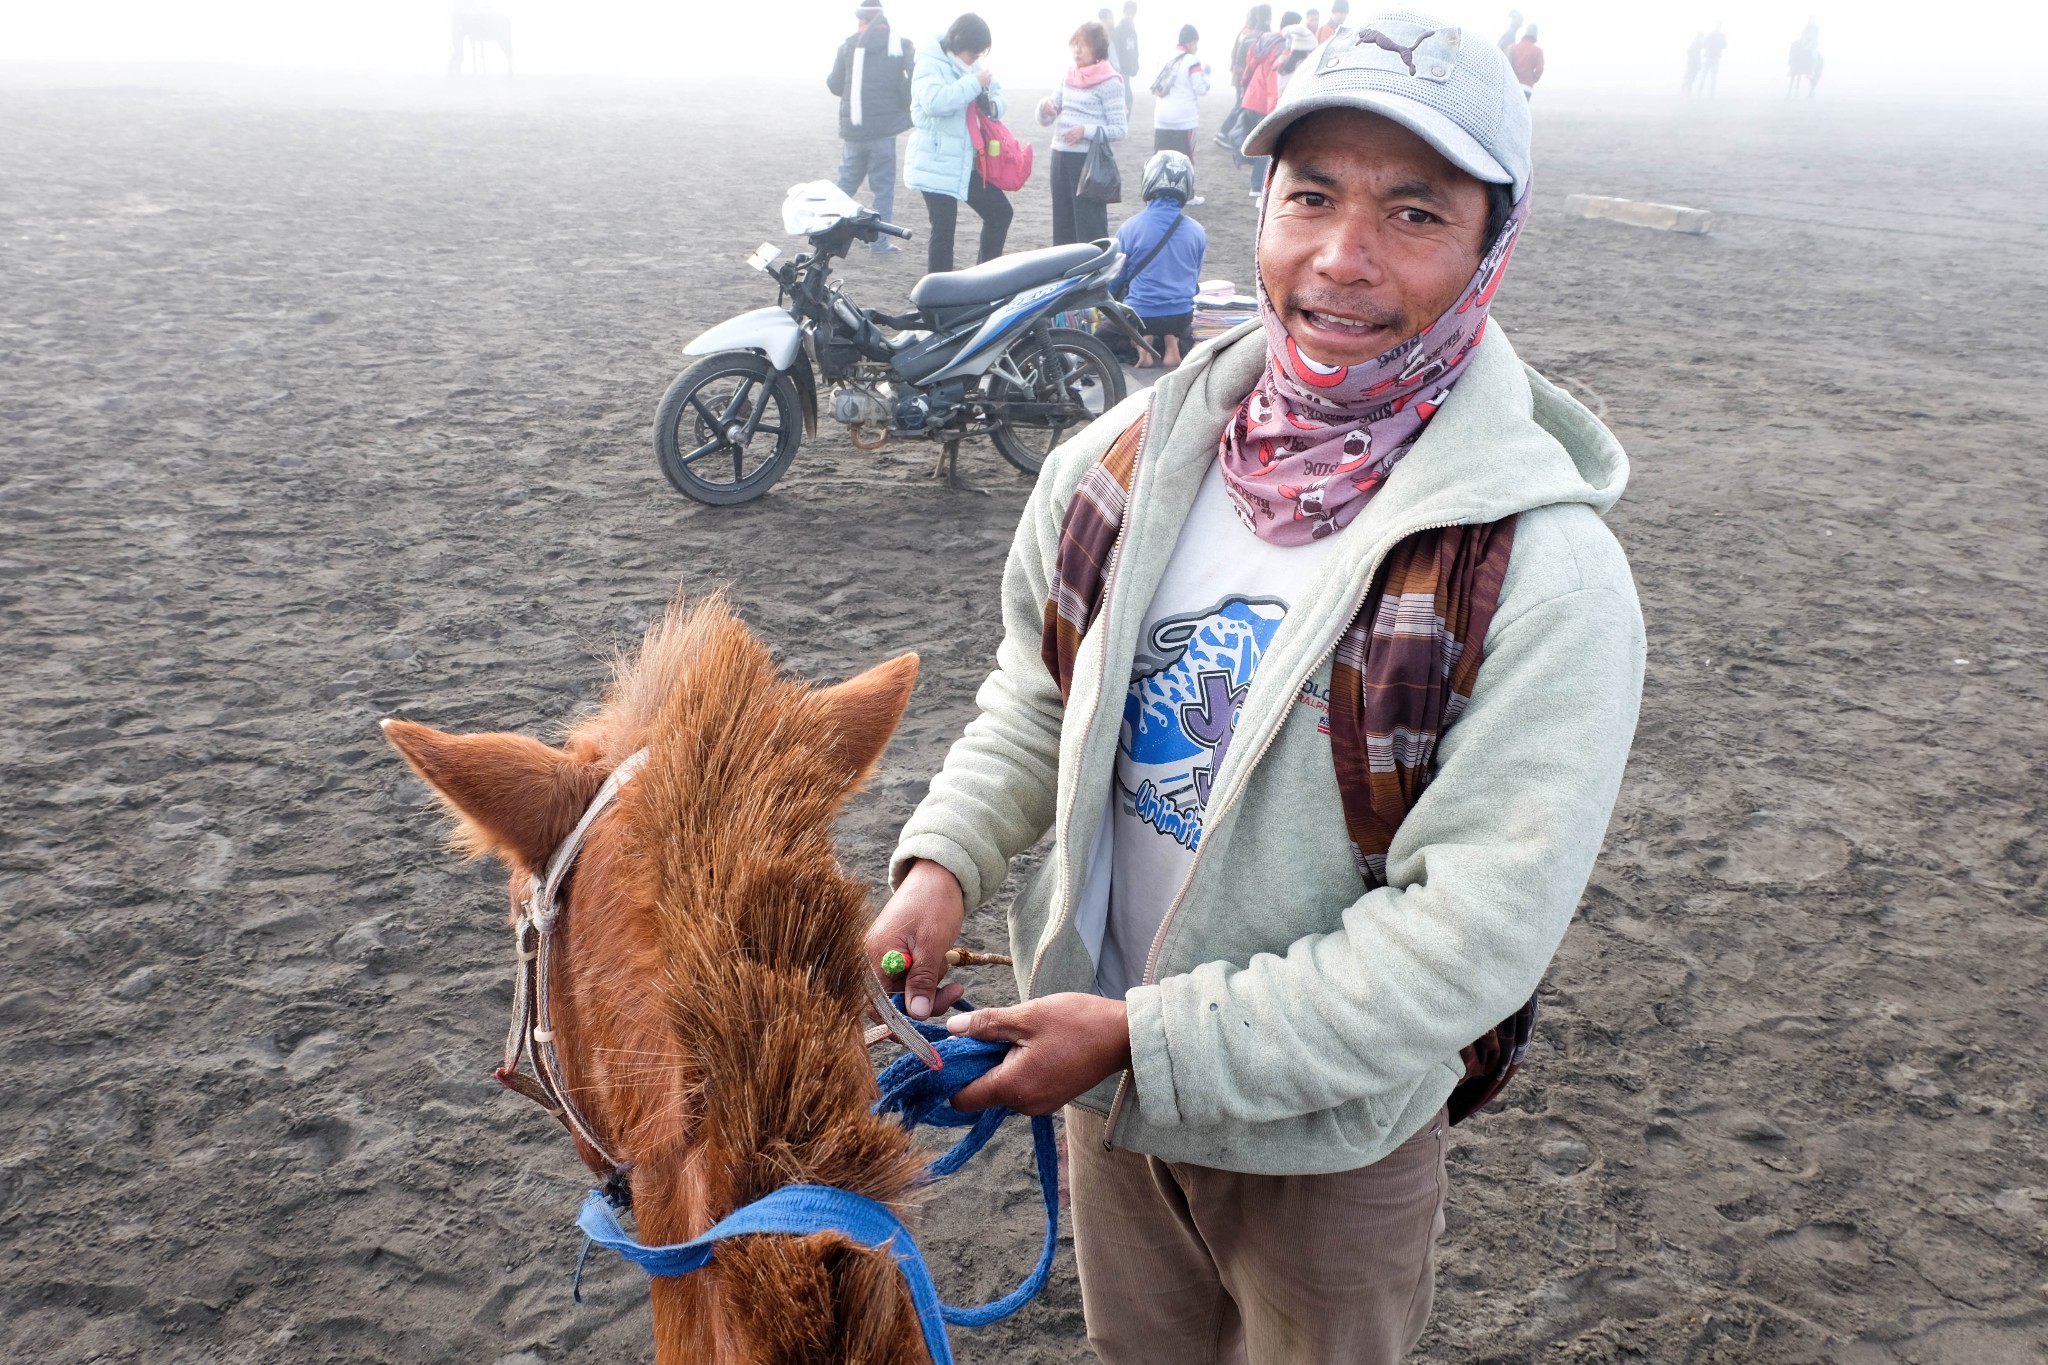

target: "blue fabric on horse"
[573,1008,1062,1360]
[578,1182,960,1363]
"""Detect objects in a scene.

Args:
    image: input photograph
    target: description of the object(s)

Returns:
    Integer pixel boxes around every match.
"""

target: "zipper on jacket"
[1026,411,1152,1004]
[1100,516,1466,1151]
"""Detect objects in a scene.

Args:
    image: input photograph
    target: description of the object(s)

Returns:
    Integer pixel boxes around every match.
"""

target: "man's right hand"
[977,67,994,89]
[867,858,968,1019]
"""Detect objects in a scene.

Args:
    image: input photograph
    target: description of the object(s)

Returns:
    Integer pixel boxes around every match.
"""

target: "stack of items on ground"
[1192,280,1257,342]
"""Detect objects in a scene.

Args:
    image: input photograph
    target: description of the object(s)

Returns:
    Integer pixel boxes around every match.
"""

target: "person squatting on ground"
[1509,24,1544,99]
[1040,22,1130,247]
[1112,150,1207,369]
[1112,2,1142,114]
[870,11,1645,1361]
[1150,24,1210,164]
[905,13,1013,274]
[827,3,916,256]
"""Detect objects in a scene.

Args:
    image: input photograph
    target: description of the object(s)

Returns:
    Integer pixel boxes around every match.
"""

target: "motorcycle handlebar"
[875,220,914,240]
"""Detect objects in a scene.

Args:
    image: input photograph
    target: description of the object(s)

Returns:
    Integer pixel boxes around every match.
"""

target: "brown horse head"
[383,595,931,1364]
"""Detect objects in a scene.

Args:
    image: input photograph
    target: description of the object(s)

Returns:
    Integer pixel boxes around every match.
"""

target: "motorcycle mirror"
[747,243,781,273]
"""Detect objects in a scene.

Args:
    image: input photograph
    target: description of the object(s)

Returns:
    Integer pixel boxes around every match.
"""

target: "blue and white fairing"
[925,274,1099,383]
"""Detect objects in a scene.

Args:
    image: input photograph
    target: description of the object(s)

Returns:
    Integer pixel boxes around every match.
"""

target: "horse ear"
[812,652,919,792]
[379,718,602,874]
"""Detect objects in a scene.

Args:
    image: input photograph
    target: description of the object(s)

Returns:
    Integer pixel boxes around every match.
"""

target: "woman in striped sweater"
[1037,21,1129,246]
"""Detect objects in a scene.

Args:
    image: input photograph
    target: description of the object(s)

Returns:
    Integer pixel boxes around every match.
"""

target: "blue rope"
[571,1003,1062,1361]
[871,1016,1062,1328]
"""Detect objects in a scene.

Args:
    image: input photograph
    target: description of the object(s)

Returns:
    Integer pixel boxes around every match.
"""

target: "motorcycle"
[654,182,1143,506]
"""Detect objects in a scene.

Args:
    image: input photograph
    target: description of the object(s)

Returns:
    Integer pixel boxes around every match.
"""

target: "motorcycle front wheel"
[987,328,1126,476]
[653,352,804,506]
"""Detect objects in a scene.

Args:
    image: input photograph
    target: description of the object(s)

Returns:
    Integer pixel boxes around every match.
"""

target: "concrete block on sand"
[1566,193,1714,235]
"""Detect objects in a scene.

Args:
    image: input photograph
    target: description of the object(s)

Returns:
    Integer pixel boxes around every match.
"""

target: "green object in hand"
[881,949,910,976]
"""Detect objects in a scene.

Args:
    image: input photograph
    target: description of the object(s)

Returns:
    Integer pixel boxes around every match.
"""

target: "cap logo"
[1319,20,1460,83]
[1355,25,1434,74]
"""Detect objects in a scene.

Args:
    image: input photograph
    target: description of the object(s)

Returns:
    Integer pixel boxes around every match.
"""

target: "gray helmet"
[1141,149,1196,204]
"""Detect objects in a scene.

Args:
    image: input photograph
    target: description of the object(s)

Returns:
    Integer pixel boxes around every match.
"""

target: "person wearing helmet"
[1112,150,1207,368]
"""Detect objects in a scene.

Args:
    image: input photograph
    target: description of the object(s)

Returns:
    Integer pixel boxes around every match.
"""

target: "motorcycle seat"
[910,242,1113,310]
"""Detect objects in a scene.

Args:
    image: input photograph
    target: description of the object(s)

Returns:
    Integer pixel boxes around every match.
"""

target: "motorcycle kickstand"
[929,439,988,495]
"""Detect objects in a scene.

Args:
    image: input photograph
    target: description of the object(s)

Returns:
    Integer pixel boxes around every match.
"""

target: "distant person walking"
[1318,0,1349,41]
[905,13,1014,274]
[1216,6,1271,152]
[828,3,917,256]
[1112,3,1142,113]
[1683,31,1704,95]
[1700,23,1726,95]
[1112,150,1207,368]
[1151,25,1210,165]
[1498,8,1523,51]
[1040,22,1129,245]
[1509,24,1543,98]
[1787,19,1822,98]
[1238,16,1303,200]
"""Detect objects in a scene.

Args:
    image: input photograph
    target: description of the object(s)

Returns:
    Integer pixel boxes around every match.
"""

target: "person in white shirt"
[1150,25,1211,161]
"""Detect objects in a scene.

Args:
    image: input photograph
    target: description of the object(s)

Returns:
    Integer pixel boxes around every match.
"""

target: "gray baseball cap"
[1242,11,1532,202]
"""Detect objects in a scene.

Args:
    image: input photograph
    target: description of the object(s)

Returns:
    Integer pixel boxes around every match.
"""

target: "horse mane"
[562,596,928,1358]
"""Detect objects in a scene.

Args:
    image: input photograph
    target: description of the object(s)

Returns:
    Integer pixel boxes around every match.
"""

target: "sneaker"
[871,240,902,256]
[1188,195,1206,206]
[1212,133,1233,149]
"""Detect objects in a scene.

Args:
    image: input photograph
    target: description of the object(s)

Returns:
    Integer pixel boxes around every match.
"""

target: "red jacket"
[1509,38,1544,86]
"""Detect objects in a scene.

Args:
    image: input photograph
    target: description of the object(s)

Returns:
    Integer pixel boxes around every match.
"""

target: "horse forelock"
[562,594,925,1222]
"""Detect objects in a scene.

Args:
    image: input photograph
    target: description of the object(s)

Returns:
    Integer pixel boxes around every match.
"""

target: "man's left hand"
[946,993,1132,1116]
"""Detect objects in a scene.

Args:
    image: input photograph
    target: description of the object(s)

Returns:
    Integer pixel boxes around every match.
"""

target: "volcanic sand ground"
[2,72,2045,1363]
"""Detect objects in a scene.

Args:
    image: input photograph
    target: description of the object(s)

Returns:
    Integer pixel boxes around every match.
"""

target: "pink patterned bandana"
[1218,194,1530,544]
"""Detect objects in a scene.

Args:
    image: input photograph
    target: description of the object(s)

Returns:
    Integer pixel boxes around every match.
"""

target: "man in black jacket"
[1112,2,1140,112]
[827,4,915,256]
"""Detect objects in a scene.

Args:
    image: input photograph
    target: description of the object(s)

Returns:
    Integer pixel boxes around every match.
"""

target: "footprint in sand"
[188,832,235,890]
[1770,1221,1871,1266]
[1703,812,1850,884]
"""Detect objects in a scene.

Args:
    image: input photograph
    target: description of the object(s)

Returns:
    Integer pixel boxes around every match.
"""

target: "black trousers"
[1050,149,1111,246]
[1153,128,1197,157]
[922,180,1013,274]
[1135,311,1195,351]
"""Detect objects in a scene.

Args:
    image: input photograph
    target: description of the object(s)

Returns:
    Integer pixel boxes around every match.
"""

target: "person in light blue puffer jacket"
[905,14,1013,274]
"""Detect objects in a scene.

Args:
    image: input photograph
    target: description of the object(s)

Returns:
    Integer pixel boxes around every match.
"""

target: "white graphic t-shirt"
[1089,457,1349,999]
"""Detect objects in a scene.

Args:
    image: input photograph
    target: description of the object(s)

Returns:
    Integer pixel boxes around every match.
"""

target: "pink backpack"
[968,101,1034,192]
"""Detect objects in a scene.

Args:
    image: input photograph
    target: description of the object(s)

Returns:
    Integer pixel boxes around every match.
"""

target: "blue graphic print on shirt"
[1118,597,1288,850]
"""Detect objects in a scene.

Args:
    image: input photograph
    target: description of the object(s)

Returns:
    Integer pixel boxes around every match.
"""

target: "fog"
[7,0,2045,101]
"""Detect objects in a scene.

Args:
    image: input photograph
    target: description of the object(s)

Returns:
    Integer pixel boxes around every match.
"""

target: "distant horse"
[1787,33,1823,98]
[449,5,514,76]
[383,596,936,1363]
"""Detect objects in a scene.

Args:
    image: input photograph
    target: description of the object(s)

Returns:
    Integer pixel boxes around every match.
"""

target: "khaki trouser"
[1065,1106,1449,1364]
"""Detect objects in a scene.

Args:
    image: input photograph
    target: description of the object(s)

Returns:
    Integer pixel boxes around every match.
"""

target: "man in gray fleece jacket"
[869,12,1644,1360]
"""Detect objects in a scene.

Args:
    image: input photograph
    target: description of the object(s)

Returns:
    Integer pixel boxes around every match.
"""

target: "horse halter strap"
[496,748,650,1183]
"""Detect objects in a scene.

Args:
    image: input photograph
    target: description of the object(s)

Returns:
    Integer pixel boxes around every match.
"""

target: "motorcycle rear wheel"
[988,328,1126,476]
[653,352,804,506]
